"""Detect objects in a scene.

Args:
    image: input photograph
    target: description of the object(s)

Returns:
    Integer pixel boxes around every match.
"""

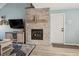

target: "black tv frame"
[9,19,24,29]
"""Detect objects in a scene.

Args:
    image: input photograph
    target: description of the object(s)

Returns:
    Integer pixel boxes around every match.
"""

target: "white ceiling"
[33,3,79,10]
[0,3,79,10]
[0,3,6,9]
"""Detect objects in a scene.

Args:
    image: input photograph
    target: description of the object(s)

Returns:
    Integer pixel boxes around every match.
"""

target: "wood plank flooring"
[30,45,79,56]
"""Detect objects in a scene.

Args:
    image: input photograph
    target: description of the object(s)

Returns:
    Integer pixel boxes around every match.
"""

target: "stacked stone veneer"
[26,8,50,45]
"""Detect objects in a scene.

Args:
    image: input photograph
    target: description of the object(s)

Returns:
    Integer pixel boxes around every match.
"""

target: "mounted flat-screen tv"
[9,19,24,29]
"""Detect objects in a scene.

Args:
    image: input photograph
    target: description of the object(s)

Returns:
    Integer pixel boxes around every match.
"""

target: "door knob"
[61,28,64,32]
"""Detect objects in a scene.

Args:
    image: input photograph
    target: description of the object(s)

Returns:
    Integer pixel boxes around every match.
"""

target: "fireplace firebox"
[31,29,43,40]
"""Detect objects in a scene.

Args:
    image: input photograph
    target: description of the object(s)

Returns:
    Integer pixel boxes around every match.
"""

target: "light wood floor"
[30,45,79,56]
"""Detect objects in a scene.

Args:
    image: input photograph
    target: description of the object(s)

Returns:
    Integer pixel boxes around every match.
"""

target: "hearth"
[31,29,43,40]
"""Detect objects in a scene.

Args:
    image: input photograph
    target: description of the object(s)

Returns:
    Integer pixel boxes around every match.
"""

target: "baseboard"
[52,43,79,49]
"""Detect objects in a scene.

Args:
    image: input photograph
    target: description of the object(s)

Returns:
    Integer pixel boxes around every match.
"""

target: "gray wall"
[0,3,27,39]
[0,3,27,19]
[50,9,79,44]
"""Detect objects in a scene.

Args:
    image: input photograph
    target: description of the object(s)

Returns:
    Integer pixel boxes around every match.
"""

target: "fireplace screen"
[31,29,43,40]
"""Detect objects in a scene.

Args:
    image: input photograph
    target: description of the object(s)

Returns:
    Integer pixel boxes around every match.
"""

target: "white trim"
[63,13,65,45]
[64,43,79,46]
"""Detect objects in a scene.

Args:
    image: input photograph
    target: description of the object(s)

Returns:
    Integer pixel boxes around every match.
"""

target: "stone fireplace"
[26,23,50,45]
[25,8,50,45]
[31,29,43,40]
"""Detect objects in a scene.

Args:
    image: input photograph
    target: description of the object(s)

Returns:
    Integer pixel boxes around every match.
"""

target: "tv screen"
[9,19,24,29]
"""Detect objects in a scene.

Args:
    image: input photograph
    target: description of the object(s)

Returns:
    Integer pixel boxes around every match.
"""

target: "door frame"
[50,13,65,44]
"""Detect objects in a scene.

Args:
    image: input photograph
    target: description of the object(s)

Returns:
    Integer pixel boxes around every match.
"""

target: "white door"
[50,13,64,44]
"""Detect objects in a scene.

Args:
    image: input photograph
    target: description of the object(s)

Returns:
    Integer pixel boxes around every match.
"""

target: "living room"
[1,3,79,56]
